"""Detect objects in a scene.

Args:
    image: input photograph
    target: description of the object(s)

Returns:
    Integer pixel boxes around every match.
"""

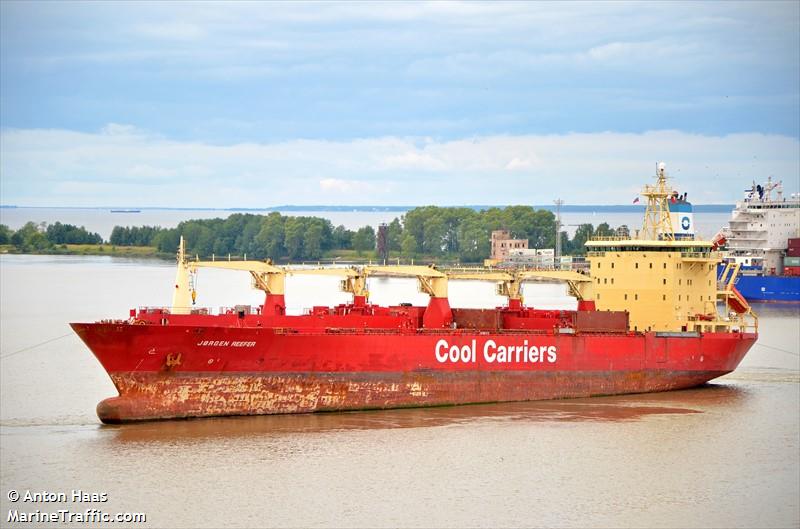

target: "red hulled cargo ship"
[72,164,758,422]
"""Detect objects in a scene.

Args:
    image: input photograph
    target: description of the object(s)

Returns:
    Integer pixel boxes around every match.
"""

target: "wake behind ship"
[71,164,758,423]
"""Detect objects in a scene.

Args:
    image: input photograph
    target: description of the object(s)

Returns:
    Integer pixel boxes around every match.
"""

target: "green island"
[0,207,618,263]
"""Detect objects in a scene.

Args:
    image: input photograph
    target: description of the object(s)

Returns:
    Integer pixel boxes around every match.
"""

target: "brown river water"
[1,255,798,528]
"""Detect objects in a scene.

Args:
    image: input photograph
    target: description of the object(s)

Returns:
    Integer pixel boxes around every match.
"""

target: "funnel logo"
[681,216,691,230]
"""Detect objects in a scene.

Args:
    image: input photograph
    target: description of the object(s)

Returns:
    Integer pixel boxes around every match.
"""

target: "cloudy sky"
[1,1,798,207]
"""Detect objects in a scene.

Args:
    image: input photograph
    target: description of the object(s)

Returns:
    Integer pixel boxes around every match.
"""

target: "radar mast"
[640,162,675,241]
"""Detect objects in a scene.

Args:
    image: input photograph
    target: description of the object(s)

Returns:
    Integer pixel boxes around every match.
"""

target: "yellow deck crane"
[285,265,451,326]
[171,237,287,315]
[514,269,595,308]
[446,268,594,309]
[447,269,517,305]
[284,266,369,306]
[364,265,451,328]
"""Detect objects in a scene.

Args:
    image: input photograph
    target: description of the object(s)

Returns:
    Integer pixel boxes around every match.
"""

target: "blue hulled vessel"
[714,178,800,303]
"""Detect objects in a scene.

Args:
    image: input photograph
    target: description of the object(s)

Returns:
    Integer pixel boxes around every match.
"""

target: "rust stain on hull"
[98,370,727,423]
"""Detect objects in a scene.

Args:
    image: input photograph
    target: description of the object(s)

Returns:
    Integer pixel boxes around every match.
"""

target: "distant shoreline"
[1,204,735,213]
[0,245,431,265]
[0,244,166,259]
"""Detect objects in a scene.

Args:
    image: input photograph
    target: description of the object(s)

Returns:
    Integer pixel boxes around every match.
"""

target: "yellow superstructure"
[586,239,720,331]
[585,163,756,333]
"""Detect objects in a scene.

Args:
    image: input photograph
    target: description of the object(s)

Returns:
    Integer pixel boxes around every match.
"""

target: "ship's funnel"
[667,200,694,240]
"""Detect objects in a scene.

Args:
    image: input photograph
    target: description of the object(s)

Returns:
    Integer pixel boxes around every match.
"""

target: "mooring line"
[754,342,800,357]
[0,333,74,360]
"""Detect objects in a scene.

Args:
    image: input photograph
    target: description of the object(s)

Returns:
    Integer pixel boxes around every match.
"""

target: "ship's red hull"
[71,321,756,423]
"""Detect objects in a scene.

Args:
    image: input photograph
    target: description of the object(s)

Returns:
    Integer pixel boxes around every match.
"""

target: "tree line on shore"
[0,221,102,252]
[0,207,620,262]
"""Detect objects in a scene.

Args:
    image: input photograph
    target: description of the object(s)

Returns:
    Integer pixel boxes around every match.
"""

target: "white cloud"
[101,123,146,137]
[11,2,795,77]
[381,151,448,171]
[505,157,535,171]
[320,178,357,193]
[128,164,178,179]
[585,40,699,63]
[1,125,798,207]
[134,21,207,41]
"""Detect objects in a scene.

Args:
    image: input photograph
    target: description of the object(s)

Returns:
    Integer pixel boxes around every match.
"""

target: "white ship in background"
[715,177,800,302]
